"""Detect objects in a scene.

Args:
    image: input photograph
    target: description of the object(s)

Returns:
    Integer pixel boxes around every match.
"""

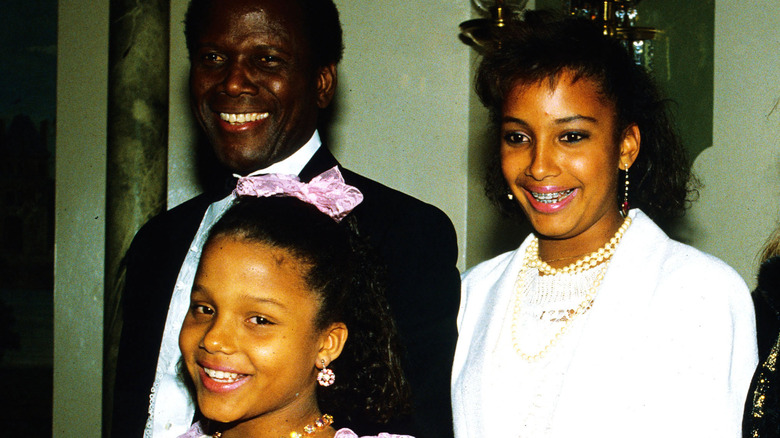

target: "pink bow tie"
[234,166,364,222]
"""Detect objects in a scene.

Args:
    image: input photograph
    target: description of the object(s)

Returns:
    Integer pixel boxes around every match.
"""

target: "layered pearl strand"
[512,216,632,362]
[212,413,334,438]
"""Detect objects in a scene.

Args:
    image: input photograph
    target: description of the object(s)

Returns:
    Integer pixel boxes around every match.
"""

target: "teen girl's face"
[179,236,343,429]
[501,70,639,254]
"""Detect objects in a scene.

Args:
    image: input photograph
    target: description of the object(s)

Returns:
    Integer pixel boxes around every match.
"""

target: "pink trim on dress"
[334,428,415,438]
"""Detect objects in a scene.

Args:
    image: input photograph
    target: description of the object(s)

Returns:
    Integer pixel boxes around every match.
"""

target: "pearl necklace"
[512,217,632,362]
[527,217,632,276]
[212,413,334,438]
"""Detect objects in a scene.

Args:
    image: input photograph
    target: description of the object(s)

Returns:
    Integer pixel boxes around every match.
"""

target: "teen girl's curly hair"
[477,11,697,223]
[207,196,410,425]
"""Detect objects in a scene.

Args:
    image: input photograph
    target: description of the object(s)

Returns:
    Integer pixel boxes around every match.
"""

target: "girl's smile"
[522,186,578,213]
[198,364,251,393]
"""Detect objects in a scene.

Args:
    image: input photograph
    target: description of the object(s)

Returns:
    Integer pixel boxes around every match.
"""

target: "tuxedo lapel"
[299,146,340,181]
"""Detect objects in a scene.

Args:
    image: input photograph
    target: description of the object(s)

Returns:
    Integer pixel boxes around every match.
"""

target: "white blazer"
[452,210,757,438]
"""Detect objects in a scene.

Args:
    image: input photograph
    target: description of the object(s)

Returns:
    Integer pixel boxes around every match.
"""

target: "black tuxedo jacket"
[112,147,460,437]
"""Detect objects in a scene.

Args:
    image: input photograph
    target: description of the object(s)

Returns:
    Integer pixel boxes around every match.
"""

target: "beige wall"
[329,0,472,268]
[54,0,108,435]
[167,0,199,207]
[54,0,779,435]
[686,0,780,288]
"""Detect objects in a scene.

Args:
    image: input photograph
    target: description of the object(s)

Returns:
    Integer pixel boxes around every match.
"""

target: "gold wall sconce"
[459,0,662,72]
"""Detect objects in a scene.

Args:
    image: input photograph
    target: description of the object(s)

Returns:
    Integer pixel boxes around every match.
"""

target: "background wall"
[686,0,780,288]
[55,0,108,435]
[54,0,780,435]
[328,0,471,266]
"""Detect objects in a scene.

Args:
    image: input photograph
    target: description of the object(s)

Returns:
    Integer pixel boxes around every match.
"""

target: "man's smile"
[219,112,270,125]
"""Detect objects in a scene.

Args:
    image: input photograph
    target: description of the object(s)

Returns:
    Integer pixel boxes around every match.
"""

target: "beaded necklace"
[212,413,334,438]
[512,217,632,362]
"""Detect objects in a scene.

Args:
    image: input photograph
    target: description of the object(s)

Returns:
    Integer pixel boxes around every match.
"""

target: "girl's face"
[179,235,345,431]
[501,70,639,251]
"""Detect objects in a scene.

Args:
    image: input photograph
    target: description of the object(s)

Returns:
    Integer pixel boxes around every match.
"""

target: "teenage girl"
[452,12,756,437]
[177,169,413,438]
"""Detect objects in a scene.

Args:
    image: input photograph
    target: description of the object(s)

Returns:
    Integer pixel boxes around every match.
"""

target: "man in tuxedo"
[111,0,460,437]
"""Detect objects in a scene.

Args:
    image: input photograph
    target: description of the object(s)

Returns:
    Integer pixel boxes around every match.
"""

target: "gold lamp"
[459,0,529,51]
[459,0,662,71]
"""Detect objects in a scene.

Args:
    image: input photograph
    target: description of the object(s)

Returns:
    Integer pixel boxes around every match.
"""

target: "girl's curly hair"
[477,11,698,223]
[207,196,410,425]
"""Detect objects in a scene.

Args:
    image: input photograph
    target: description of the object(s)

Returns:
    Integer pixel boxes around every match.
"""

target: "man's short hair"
[184,0,344,68]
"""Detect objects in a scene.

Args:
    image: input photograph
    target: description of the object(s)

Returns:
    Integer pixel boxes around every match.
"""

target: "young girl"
[452,12,757,438]
[177,168,413,438]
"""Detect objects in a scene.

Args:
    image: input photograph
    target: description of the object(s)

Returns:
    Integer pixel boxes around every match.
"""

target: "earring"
[317,359,335,387]
[507,192,514,201]
[621,163,630,217]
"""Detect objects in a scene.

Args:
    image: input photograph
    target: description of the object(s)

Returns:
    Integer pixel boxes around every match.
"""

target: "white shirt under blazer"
[452,209,758,437]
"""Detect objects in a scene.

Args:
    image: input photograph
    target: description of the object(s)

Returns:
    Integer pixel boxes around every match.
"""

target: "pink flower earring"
[317,359,335,387]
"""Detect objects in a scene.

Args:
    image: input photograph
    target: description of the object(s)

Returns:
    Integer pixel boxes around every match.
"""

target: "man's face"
[189,0,336,174]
